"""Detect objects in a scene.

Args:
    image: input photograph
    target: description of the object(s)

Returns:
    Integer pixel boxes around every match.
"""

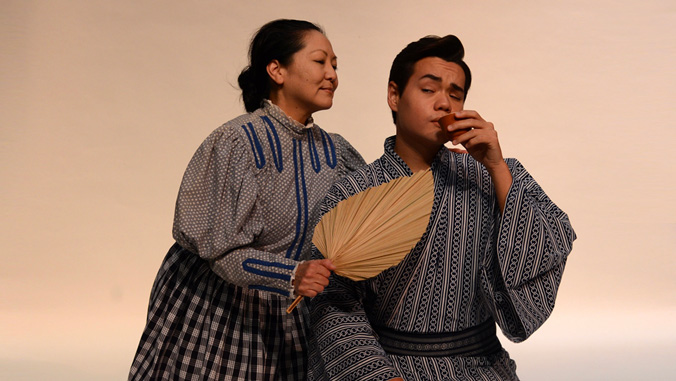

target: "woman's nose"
[326,66,337,82]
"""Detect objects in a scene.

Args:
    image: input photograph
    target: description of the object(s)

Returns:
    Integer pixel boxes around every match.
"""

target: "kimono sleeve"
[481,159,576,342]
[310,272,400,381]
[308,179,400,381]
[172,125,299,296]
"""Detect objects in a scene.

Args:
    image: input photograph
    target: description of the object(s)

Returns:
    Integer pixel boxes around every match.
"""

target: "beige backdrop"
[2,0,675,379]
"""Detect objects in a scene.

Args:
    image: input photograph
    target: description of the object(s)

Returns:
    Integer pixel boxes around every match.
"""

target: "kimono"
[309,136,576,381]
[129,101,365,380]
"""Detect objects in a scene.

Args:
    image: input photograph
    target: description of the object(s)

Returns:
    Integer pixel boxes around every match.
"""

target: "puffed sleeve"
[480,159,576,342]
[309,174,401,381]
[329,133,366,177]
[173,125,299,296]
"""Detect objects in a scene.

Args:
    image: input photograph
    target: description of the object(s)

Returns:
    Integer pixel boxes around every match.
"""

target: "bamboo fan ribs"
[286,169,434,313]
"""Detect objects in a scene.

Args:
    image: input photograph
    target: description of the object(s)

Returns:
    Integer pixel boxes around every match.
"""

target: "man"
[308,35,576,380]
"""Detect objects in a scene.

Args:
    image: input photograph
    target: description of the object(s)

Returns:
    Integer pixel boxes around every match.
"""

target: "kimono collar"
[262,100,315,136]
[383,136,450,175]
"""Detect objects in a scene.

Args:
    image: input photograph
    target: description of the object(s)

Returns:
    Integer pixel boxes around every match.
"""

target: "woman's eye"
[422,88,433,93]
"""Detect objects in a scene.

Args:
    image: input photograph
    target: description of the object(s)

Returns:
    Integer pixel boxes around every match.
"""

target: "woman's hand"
[293,259,336,297]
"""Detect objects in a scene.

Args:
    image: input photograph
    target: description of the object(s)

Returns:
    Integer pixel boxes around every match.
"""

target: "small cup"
[439,113,470,141]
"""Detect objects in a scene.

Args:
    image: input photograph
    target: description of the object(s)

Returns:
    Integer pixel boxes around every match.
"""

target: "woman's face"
[275,30,338,123]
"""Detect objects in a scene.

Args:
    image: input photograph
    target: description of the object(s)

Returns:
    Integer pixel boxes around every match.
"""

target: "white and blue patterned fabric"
[309,136,576,381]
[129,101,365,380]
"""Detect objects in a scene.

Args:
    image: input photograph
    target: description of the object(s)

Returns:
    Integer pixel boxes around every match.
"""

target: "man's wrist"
[486,160,509,176]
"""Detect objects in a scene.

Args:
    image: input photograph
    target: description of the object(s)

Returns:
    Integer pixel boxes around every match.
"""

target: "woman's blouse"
[173,101,365,296]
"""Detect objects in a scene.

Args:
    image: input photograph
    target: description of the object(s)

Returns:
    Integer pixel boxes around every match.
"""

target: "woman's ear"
[267,60,285,86]
[387,81,400,112]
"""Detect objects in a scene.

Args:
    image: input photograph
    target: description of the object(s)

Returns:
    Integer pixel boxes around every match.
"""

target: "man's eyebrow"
[420,74,465,93]
[420,74,442,82]
[451,83,465,93]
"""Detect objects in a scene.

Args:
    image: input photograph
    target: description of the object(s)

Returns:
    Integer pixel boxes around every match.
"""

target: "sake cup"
[439,113,471,141]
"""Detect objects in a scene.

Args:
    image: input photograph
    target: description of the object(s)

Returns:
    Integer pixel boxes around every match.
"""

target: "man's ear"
[387,81,400,112]
[267,60,285,86]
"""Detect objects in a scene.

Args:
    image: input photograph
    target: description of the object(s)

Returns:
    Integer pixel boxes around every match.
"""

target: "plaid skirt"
[129,243,309,380]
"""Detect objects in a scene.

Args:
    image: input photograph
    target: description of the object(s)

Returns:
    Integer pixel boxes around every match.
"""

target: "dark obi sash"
[373,319,502,357]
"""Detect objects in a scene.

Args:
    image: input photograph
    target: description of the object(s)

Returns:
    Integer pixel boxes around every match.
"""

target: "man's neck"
[393,135,441,172]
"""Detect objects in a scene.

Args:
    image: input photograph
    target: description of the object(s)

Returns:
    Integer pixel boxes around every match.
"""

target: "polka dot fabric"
[129,101,365,380]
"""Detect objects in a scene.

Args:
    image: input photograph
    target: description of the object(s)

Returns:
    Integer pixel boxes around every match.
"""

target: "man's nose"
[435,93,451,111]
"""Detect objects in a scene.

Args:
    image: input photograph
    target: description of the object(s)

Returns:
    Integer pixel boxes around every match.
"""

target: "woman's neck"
[268,93,311,124]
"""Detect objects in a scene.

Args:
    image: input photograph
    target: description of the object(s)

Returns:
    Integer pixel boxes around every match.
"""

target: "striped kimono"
[309,136,576,381]
[129,101,365,380]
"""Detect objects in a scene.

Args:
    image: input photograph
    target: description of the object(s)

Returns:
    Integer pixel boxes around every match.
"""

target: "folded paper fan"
[286,169,434,313]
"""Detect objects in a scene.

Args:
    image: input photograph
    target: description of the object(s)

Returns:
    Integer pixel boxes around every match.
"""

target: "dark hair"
[388,35,472,123]
[238,19,324,112]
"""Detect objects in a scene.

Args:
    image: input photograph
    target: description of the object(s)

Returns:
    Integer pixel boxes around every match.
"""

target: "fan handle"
[286,295,303,313]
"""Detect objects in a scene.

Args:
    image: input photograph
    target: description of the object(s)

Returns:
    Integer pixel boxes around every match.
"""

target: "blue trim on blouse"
[295,140,310,261]
[248,285,290,297]
[320,130,337,168]
[307,129,321,173]
[286,140,303,259]
[261,116,283,172]
[241,123,265,169]
[242,258,294,281]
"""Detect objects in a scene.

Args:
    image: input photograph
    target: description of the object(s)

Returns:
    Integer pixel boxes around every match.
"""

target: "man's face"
[388,57,466,149]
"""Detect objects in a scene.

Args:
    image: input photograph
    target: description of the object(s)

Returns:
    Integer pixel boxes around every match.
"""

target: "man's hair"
[388,35,472,123]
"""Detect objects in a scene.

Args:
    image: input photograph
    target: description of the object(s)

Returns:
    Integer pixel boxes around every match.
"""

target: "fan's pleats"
[312,169,434,281]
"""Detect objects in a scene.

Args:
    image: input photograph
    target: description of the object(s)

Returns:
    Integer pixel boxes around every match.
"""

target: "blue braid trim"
[320,130,337,168]
[248,285,290,297]
[261,116,283,172]
[286,140,303,258]
[307,129,321,173]
[242,258,294,281]
[241,123,265,169]
[295,140,310,260]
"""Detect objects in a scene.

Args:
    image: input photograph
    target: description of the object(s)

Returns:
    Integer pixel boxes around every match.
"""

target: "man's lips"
[432,116,447,127]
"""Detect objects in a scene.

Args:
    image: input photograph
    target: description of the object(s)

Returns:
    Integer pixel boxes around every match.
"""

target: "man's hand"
[447,147,468,154]
[445,110,504,170]
[293,259,336,297]
[446,110,512,211]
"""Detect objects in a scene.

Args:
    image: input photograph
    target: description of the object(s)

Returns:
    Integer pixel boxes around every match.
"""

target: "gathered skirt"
[129,243,309,380]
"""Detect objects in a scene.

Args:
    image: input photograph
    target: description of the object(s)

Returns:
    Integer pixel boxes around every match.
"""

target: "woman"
[129,19,365,380]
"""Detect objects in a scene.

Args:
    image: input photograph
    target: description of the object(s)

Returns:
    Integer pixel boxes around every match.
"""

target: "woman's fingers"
[294,259,335,297]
